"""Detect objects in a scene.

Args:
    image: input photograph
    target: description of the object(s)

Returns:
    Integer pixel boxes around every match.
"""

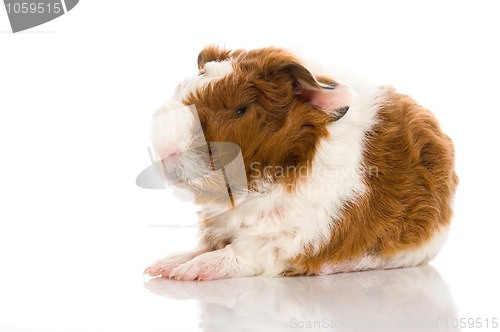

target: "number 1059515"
[5,2,62,14]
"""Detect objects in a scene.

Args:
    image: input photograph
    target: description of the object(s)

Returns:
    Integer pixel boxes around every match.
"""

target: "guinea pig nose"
[160,147,182,173]
[158,146,182,160]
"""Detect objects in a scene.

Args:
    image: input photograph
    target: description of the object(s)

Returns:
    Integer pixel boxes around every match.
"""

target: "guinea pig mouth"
[161,152,181,169]
[159,146,212,185]
[158,142,247,189]
[159,142,248,208]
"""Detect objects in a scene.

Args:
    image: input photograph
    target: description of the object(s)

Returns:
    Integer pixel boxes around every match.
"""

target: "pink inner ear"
[297,83,353,113]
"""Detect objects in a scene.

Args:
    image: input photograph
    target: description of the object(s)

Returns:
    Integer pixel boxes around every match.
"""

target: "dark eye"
[235,105,248,117]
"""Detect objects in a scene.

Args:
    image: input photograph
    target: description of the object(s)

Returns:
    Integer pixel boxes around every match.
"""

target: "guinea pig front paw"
[144,262,178,278]
[144,249,208,278]
[144,258,187,278]
[169,249,241,281]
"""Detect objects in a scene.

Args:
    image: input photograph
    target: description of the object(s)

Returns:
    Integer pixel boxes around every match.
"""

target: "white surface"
[1,1,499,331]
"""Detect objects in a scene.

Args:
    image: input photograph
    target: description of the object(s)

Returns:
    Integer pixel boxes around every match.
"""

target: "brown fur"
[287,88,458,275]
[186,47,334,190]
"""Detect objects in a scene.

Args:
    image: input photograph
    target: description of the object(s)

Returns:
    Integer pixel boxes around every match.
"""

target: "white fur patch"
[203,60,234,78]
[150,100,195,156]
[176,60,234,101]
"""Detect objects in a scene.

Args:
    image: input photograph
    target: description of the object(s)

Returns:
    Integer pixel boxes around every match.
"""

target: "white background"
[1,1,499,331]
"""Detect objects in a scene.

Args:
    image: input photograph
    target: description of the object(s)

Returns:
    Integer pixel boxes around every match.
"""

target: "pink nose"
[158,147,182,171]
[158,146,181,160]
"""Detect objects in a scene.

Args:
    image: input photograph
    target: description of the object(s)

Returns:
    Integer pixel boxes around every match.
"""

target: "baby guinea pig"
[144,46,458,280]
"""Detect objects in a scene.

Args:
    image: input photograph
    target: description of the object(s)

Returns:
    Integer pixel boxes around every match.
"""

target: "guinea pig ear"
[285,63,353,122]
[197,46,232,71]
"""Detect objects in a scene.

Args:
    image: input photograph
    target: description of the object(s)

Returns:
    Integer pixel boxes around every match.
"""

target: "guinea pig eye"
[235,105,248,117]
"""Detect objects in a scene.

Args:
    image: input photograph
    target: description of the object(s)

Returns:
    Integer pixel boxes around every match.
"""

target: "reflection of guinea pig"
[145,46,458,280]
[145,266,458,332]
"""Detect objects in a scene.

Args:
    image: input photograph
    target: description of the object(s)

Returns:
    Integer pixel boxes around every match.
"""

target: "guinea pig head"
[151,46,353,204]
